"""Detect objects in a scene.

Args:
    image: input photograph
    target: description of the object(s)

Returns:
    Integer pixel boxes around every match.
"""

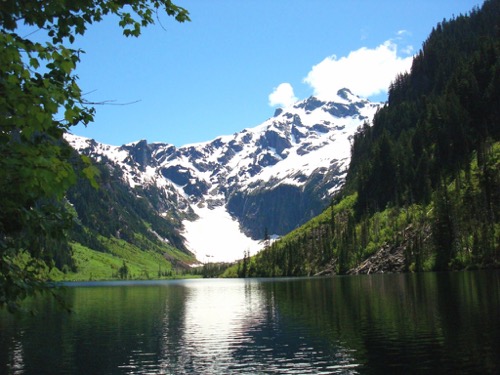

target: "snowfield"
[182,205,262,263]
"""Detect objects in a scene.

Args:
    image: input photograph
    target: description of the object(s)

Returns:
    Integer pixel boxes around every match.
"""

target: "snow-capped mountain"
[65,88,380,262]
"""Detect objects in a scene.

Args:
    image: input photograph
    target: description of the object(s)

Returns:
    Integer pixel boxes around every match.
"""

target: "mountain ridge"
[66,88,381,262]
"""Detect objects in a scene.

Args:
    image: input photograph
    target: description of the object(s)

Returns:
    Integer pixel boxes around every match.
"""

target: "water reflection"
[159,279,358,374]
[155,279,266,374]
[0,272,499,374]
[5,335,24,375]
[265,272,500,374]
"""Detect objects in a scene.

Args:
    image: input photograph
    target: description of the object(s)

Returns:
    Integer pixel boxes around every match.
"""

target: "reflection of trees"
[224,279,358,373]
[0,284,173,374]
[266,272,500,374]
[0,273,498,374]
[69,285,173,373]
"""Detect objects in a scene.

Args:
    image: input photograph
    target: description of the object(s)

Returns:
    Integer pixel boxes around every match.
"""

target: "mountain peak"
[336,88,354,100]
[67,90,381,262]
[294,96,326,112]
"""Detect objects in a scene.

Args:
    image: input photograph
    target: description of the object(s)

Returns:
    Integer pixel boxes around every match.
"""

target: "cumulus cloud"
[303,40,413,100]
[268,82,298,107]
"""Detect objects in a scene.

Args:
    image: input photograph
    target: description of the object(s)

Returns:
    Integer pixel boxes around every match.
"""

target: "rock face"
[66,89,380,260]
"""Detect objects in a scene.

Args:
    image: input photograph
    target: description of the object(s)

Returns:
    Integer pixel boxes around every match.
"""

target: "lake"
[1,271,499,374]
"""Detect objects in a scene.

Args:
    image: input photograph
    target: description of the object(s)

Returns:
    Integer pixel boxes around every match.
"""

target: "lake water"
[1,271,499,374]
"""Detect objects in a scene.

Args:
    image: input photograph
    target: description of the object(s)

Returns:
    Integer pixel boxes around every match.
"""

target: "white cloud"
[401,45,414,55]
[303,40,413,100]
[395,30,414,56]
[268,82,298,107]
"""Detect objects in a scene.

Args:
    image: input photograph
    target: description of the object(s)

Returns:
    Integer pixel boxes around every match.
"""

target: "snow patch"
[182,205,262,263]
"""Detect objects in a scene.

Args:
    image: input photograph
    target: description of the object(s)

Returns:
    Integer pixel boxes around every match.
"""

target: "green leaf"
[82,165,100,189]
[60,60,75,74]
[29,57,40,69]
[64,108,76,123]
[35,111,47,124]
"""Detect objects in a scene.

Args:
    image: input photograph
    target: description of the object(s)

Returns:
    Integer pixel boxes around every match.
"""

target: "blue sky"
[66,0,482,147]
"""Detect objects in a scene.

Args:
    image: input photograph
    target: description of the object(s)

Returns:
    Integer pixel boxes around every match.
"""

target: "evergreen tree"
[432,182,455,270]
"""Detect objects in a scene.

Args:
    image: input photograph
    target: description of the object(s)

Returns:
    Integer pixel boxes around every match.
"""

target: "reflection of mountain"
[1,273,498,373]
[228,279,359,372]
[155,279,359,373]
[169,280,267,372]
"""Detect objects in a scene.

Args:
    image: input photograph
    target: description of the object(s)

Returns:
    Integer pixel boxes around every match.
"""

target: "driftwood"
[316,223,432,276]
[347,242,406,275]
[348,223,432,275]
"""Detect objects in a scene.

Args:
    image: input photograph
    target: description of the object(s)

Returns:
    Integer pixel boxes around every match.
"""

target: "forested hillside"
[58,154,196,280]
[67,156,187,254]
[28,146,196,282]
[229,0,499,277]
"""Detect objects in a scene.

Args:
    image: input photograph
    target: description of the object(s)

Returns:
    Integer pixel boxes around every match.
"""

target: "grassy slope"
[50,235,197,281]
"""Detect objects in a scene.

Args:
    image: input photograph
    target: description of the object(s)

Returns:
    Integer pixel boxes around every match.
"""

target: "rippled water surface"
[1,271,499,374]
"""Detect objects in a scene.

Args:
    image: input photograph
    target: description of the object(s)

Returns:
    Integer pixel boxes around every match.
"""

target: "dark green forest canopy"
[240,0,499,278]
[347,0,499,213]
[0,0,189,312]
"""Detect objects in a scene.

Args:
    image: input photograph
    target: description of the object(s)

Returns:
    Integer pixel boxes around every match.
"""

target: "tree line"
[232,0,499,278]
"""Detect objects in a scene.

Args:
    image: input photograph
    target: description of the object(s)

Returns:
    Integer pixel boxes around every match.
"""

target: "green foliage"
[348,0,500,214]
[1,0,189,312]
[192,262,233,278]
[66,158,189,254]
[49,235,196,282]
[245,141,499,277]
[247,1,499,277]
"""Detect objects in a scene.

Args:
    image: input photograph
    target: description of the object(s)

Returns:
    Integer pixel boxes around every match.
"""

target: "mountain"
[66,88,381,262]
[60,151,198,280]
[235,0,500,278]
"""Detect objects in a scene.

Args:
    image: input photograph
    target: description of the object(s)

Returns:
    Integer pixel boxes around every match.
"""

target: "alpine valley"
[65,88,381,264]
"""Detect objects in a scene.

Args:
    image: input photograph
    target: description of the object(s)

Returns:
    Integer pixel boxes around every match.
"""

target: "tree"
[118,261,129,280]
[263,227,270,249]
[0,0,189,312]
[432,182,455,271]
